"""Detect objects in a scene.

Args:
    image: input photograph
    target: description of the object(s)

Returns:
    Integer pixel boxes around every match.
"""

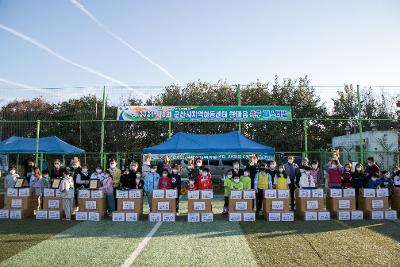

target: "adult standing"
[142,154,152,177]
[284,155,299,210]
[157,156,172,176]
[364,157,380,187]
[109,158,121,189]
[50,158,65,182]
[246,155,259,189]
[230,159,244,177]
[24,159,36,184]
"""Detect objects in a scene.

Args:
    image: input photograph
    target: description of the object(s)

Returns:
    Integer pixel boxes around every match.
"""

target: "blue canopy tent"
[144,131,275,154]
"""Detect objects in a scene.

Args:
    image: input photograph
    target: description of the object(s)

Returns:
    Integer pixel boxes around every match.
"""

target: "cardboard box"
[351,210,364,220]
[311,189,324,198]
[243,190,256,199]
[188,190,200,199]
[384,210,397,220]
[91,190,105,199]
[359,188,375,198]
[36,210,48,220]
[229,199,253,212]
[263,198,290,212]
[201,212,214,222]
[343,188,355,198]
[152,189,165,199]
[277,190,290,199]
[151,198,176,213]
[376,188,389,197]
[48,210,61,220]
[364,210,384,220]
[7,188,18,197]
[5,196,37,210]
[9,209,32,219]
[281,212,295,221]
[43,197,63,210]
[112,212,125,222]
[358,197,389,211]
[187,212,200,222]
[265,212,281,222]
[162,212,175,222]
[229,190,242,199]
[75,211,88,221]
[188,199,212,213]
[327,197,356,211]
[228,212,242,222]
[242,212,256,222]
[328,188,343,198]
[318,211,331,221]
[264,189,277,198]
[298,211,318,221]
[394,187,400,197]
[116,190,129,199]
[129,189,143,199]
[333,211,351,220]
[0,209,10,219]
[78,189,91,199]
[296,198,324,212]
[126,212,138,222]
[148,212,162,222]
[391,196,400,212]
[78,198,106,212]
[0,193,4,209]
[295,189,312,198]
[165,189,178,199]
[201,190,214,199]
[117,198,143,213]
[88,212,104,221]
[18,188,34,197]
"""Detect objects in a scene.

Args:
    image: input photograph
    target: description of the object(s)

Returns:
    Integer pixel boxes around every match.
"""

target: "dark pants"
[256,189,264,212]
[176,191,180,212]
[224,196,229,208]
[290,185,296,211]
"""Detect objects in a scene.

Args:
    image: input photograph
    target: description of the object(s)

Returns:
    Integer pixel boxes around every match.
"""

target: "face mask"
[162,173,168,177]
[43,174,49,178]
[54,163,60,168]
[82,168,88,173]
[244,172,250,176]
[196,162,202,167]
[368,162,373,166]
[10,170,16,175]
[331,164,337,169]
[136,173,142,178]
[202,172,208,177]
[110,163,116,168]
[234,178,240,183]
[356,167,362,171]
[136,178,141,183]
[189,180,194,185]
[227,174,233,179]
[96,169,101,173]
[72,164,78,169]
[172,169,178,174]
[288,159,293,164]
[151,169,156,173]
[279,168,284,173]
[385,174,391,178]
[188,165,193,170]
[233,164,239,169]
[372,177,377,181]
[270,164,276,169]
[312,164,317,169]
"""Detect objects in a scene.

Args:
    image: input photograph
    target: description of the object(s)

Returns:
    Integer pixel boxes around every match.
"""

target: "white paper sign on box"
[7,188,18,197]
[329,189,342,198]
[384,210,397,220]
[201,190,213,199]
[9,210,22,219]
[371,200,384,209]
[370,211,384,220]
[78,189,90,198]
[338,211,350,221]
[43,188,55,197]
[243,190,255,199]
[152,189,164,199]
[376,188,389,197]
[91,190,104,199]
[268,212,281,222]
[129,189,142,199]
[157,202,170,211]
[148,212,161,222]
[201,213,214,222]
[75,211,88,221]
[116,190,129,199]
[318,211,331,221]
[362,189,375,197]
[351,210,363,220]
[112,212,125,222]
[338,200,350,209]
[18,188,32,197]
[242,213,256,222]
[271,201,284,210]
[306,200,319,210]
[298,189,311,198]
[312,189,324,198]
[229,213,242,222]
[123,201,135,210]
[85,201,97,210]
[162,213,175,222]
[48,210,61,220]
[0,209,10,219]
[126,213,138,222]
[304,211,318,221]
[187,213,200,222]
[281,212,294,222]
[343,188,355,198]
[264,189,277,198]
[88,212,100,221]
[277,190,290,199]
[36,210,48,220]
[230,190,242,199]
[188,190,200,199]
[55,189,62,198]
[165,189,178,199]
[235,201,248,211]
[11,199,22,208]
[193,201,206,211]
[48,199,60,209]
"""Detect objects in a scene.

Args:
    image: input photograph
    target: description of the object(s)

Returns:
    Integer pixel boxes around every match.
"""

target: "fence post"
[303,119,308,158]
[236,84,241,133]
[100,86,106,169]
[168,119,172,138]
[35,120,41,166]
[357,85,364,163]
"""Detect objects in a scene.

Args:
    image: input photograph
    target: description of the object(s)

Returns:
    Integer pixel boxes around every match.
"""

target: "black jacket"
[121,171,135,189]
[351,172,364,189]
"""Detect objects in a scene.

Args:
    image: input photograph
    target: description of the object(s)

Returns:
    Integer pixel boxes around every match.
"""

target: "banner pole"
[35,120,41,166]
[100,86,106,169]
[236,84,241,132]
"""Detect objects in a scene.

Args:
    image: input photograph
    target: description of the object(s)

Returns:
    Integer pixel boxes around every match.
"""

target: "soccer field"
[1,197,400,267]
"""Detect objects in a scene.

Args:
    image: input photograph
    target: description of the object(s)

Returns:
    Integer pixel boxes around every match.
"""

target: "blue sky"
[0,0,400,102]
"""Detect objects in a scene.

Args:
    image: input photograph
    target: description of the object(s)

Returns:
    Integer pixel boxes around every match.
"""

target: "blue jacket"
[367,178,381,189]
[144,172,160,193]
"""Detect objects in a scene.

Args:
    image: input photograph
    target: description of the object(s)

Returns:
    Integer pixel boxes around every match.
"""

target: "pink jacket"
[100,177,113,194]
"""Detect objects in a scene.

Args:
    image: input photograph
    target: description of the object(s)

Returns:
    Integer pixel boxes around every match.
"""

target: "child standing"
[197,168,213,190]
[254,167,272,214]
[310,160,322,187]
[99,170,115,215]
[229,174,244,190]
[275,165,290,190]
[4,165,19,190]
[240,169,252,190]
[133,171,144,189]
[41,170,51,189]
[367,173,381,189]
[341,163,353,188]
[351,164,365,196]
[91,166,104,181]
[158,169,172,189]
[76,165,91,188]
[143,165,160,211]
[327,160,342,189]
[380,171,394,191]
[171,165,182,215]
[186,175,198,191]
[29,167,43,209]
[59,169,75,220]
[222,170,233,215]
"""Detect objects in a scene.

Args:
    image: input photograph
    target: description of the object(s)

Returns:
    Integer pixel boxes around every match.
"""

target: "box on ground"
[296,198,324,213]
[112,212,139,222]
[264,211,295,222]
[228,199,253,212]
[327,197,356,211]
[4,196,37,211]
[151,198,176,213]
[117,198,143,214]
[262,198,290,212]
[364,210,384,220]
[188,199,212,213]
[358,197,389,211]
[78,198,106,212]
[43,197,63,210]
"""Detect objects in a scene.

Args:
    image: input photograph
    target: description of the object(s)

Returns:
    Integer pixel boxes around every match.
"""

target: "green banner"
[117,106,292,122]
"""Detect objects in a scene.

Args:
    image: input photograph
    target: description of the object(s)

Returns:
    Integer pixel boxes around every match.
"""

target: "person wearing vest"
[254,167,272,213]
[275,165,290,190]
[76,165,91,188]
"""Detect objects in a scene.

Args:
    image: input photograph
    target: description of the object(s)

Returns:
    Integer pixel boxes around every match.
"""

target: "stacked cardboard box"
[359,188,396,220]
[1,188,37,220]
[295,188,330,221]
[263,189,294,222]
[76,189,106,221]
[149,189,178,222]
[228,190,256,222]
[35,188,63,220]
[327,188,362,221]
[112,189,143,222]
[391,188,400,214]
[187,190,213,222]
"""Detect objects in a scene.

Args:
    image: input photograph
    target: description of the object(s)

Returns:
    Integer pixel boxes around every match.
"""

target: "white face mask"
[196,162,202,167]
[162,173,168,177]
[244,172,250,176]
[312,164,317,169]
[136,178,141,183]
[96,169,101,173]
[172,169,178,174]
[189,180,194,185]
[110,163,116,168]
[385,174,391,178]
[372,177,377,181]
[331,164,337,169]
[270,164,276,169]
[300,169,305,174]
[227,174,233,178]
[233,164,239,169]
[368,162,373,166]
[356,167,362,171]
[54,163,60,168]
[82,168,88,173]
[151,169,156,173]
[136,174,142,179]
[345,168,350,172]
[288,159,293,164]
[234,178,240,183]
[279,168,284,173]
[202,172,208,177]
[10,170,16,175]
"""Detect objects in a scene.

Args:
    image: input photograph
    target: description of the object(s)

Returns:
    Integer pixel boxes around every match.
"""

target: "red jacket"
[328,168,342,186]
[186,183,198,191]
[158,177,172,189]
[197,175,213,190]
[341,172,352,188]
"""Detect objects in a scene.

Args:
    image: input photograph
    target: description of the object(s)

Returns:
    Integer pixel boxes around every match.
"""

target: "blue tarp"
[143,131,275,154]
[0,136,85,154]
